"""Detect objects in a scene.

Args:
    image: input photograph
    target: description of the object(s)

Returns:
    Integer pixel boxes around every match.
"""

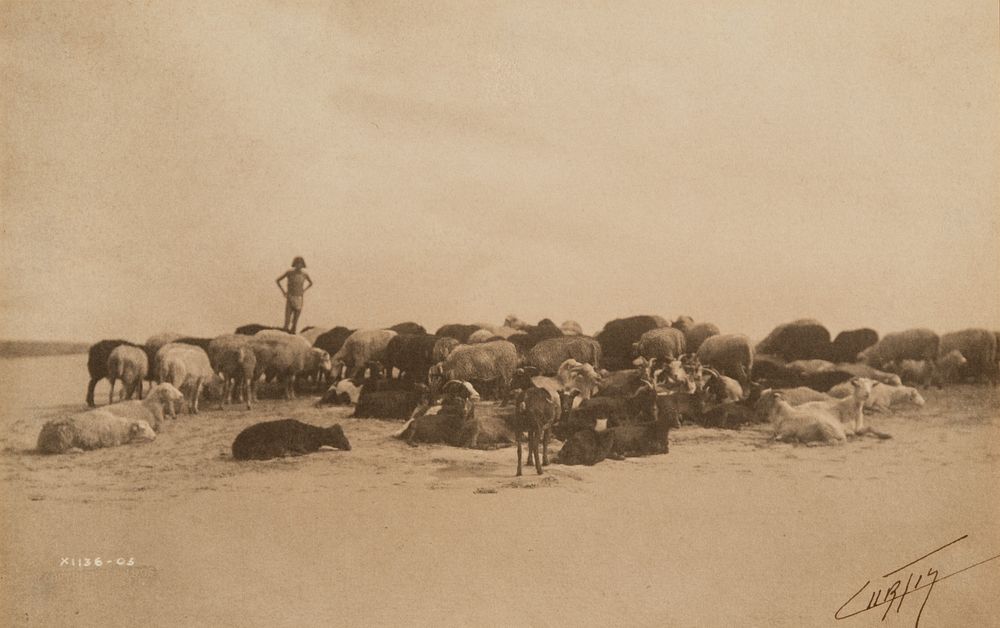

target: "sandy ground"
[1,355,998,627]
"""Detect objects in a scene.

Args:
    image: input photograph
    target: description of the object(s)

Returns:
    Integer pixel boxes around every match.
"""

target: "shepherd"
[276,256,313,333]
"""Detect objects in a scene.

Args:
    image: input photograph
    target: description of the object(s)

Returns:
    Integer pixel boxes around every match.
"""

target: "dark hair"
[292,256,306,269]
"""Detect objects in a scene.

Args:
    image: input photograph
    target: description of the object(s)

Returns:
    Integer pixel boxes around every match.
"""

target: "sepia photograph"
[2,1,998,626]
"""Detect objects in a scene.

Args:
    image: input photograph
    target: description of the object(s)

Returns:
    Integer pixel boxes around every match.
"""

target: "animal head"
[906,388,926,407]
[323,424,351,451]
[560,320,583,335]
[313,348,333,373]
[442,379,480,400]
[849,377,877,401]
[939,350,967,368]
[504,314,530,331]
[149,383,185,405]
[671,315,694,333]
[885,374,902,386]
[128,421,157,443]
[654,359,697,394]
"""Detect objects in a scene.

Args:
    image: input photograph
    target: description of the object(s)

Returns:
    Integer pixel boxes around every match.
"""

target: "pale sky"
[2,1,998,343]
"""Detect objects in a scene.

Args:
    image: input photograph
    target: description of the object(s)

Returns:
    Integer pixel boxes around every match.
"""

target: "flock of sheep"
[37,315,1000,476]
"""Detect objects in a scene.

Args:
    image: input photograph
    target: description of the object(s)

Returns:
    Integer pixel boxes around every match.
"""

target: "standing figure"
[276,256,313,333]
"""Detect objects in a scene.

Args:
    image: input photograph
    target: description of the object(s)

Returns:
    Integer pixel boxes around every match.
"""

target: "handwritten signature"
[835,534,1000,627]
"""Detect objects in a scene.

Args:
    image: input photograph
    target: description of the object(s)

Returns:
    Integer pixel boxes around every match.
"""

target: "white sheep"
[37,410,157,454]
[329,329,397,380]
[107,344,149,404]
[827,382,925,413]
[207,334,257,409]
[155,343,214,414]
[103,382,185,431]
[249,330,313,400]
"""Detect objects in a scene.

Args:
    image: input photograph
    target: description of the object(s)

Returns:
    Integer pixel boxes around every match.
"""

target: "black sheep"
[434,324,483,343]
[595,315,663,371]
[829,328,879,363]
[609,414,679,457]
[388,321,427,336]
[231,419,351,461]
[553,427,616,466]
[799,369,853,392]
[235,324,284,336]
[553,387,656,441]
[382,334,453,382]
[86,339,141,407]
[353,384,429,420]
[755,319,832,361]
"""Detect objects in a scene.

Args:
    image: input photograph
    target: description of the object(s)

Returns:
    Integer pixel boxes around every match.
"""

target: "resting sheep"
[102,382,185,431]
[231,419,351,461]
[106,344,148,404]
[37,410,157,454]
[827,382,925,413]
[859,329,939,378]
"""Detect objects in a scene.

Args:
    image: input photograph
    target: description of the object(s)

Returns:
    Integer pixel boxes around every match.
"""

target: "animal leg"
[192,380,203,414]
[515,431,523,476]
[541,428,550,466]
[531,430,542,475]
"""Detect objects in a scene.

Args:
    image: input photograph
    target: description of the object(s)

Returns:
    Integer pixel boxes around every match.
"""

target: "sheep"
[770,386,834,405]
[751,354,801,388]
[931,349,968,388]
[831,362,901,386]
[434,324,485,343]
[595,315,664,371]
[298,326,329,345]
[755,319,832,361]
[329,329,398,380]
[155,343,215,414]
[472,324,524,339]
[526,336,602,375]
[467,329,500,344]
[388,321,427,336]
[798,369,854,393]
[552,421,616,466]
[106,344,148,404]
[86,339,142,407]
[382,334,459,382]
[785,359,838,376]
[827,382,925,413]
[301,347,333,390]
[670,315,695,334]
[145,332,185,357]
[634,327,687,363]
[231,419,351,461]
[509,386,561,475]
[595,368,648,398]
[37,410,157,454]
[248,331,312,400]
[684,322,721,354]
[312,326,355,361]
[555,384,657,440]
[503,314,532,331]
[102,382,185,432]
[829,328,879,363]
[560,320,584,336]
[859,329,940,378]
[234,324,283,336]
[795,377,884,436]
[207,334,257,410]
[505,319,564,353]
[696,333,754,387]
[429,340,518,403]
[758,391,847,445]
[939,328,998,385]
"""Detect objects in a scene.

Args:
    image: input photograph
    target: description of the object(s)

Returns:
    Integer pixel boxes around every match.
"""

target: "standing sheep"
[382,334,458,382]
[526,336,602,375]
[388,322,427,335]
[696,333,754,387]
[858,329,940,374]
[249,331,312,400]
[329,329,398,380]
[107,345,149,404]
[155,343,214,414]
[829,328,879,363]
[595,315,665,371]
[429,340,519,403]
[207,334,258,409]
[435,324,485,343]
[633,328,687,363]
[938,328,998,385]
[86,339,140,407]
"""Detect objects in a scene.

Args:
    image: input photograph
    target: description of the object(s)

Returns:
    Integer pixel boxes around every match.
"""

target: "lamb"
[207,334,258,410]
[231,419,351,461]
[329,329,398,380]
[85,339,140,407]
[155,343,215,414]
[527,336,602,375]
[509,386,561,475]
[37,410,157,454]
[429,340,518,403]
[757,391,846,445]
[106,344,148,404]
[102,382,185,432]
[827,382,925,413]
